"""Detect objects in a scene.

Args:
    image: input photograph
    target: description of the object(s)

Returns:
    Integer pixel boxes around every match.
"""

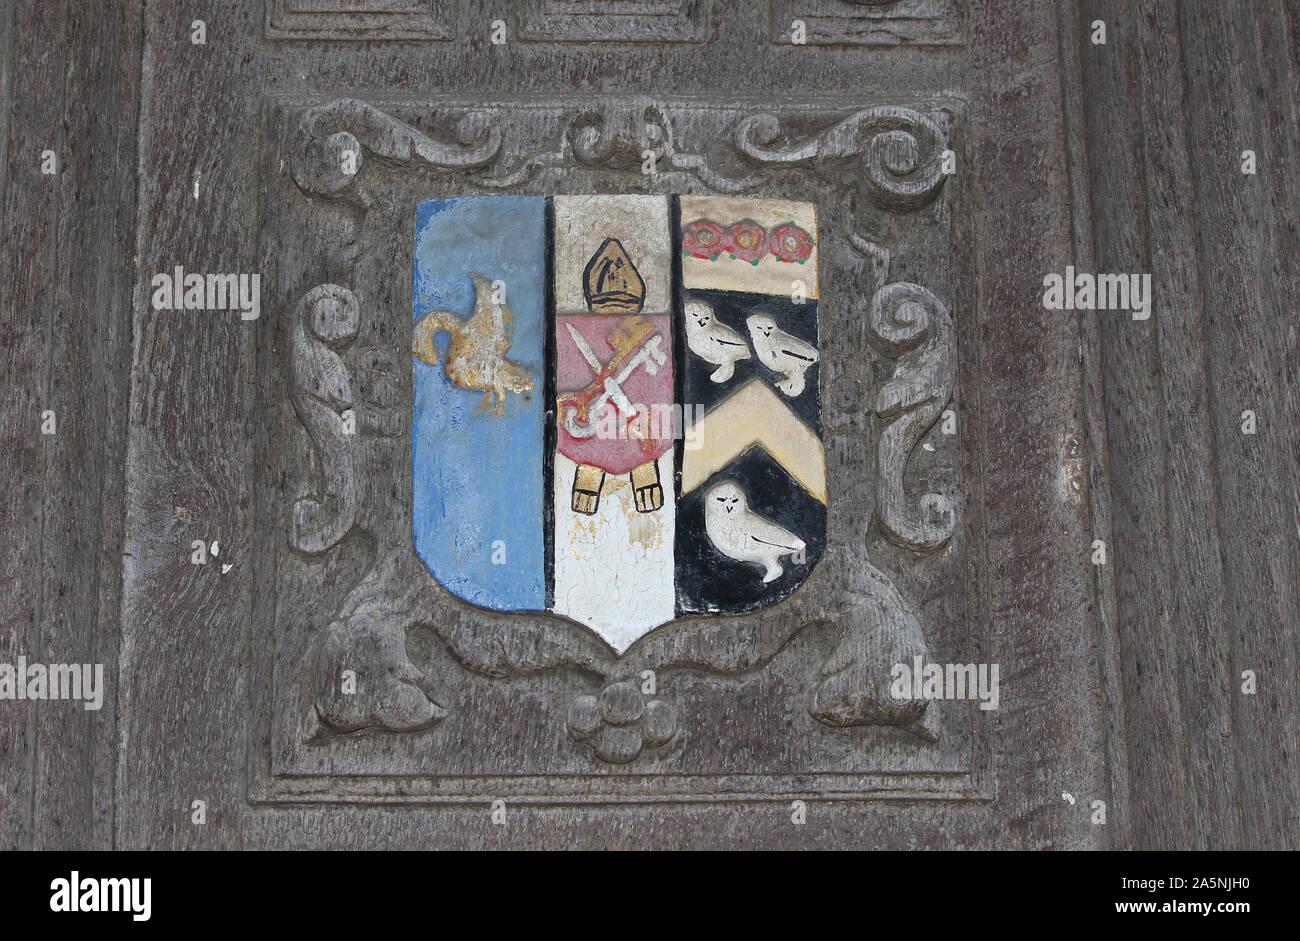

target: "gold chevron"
[682,379,826,503]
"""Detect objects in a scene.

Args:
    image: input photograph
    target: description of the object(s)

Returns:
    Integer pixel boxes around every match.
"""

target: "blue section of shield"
[412,196,546,611]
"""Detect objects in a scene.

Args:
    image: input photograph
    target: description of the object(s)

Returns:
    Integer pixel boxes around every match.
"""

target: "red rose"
[682,219,730,260]
[728,219,769,264]
[768,223,813,263]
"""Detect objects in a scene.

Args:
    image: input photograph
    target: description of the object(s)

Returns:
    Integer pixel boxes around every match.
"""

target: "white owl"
[704,481,806,584]
[746,314,819,397]
[685,300,750,383]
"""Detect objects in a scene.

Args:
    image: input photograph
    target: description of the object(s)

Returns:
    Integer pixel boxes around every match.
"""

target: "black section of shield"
[680,288,821,437]
[675,446,827,616]
[670,195,687,526]
[542,196,557,610]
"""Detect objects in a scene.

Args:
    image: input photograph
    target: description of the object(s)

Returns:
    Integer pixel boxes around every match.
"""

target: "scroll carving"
[570,100,671,168]
[627,546,933,736]
[476,100,761,192]
[735,106,949,210]
[313,545,446,733]
[289,100,950,211]
[869,282,957,551]
[289,284,360,555]
[808,562,932,733]
[291,98,502,197]
[310,544,933,743]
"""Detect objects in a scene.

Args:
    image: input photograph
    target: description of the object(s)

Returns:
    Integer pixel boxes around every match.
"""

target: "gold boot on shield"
[571,463,606,515]
[630,460,663,513]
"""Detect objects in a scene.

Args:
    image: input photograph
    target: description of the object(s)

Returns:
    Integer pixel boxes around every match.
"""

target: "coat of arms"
[412,195,826,651]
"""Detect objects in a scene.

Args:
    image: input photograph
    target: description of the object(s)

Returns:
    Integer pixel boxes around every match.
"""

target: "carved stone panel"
[518,0,712,42]
[251,95,978,804]
[265,0,456,40]
[769,0,963,46]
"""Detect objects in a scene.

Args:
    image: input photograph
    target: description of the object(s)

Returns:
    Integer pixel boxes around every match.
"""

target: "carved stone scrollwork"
[289,284,360,555]
[625,546,933,737]
[314,546,447,733]
[268,97,966,785]
[310,543,933,741]
[869,282,957,551]
[734,106,949,210]
[291,98,502,198]
[568,100,762,193]
[474,99,762,193]
[312,543,618,734]
[570,100,670,169]
[809,561,932,733]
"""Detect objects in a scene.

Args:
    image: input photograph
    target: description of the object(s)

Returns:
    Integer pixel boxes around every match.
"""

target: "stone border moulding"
[262,1,963,45]
[767,0,964,46]
[518,0,713,43]
[264,0,457,41]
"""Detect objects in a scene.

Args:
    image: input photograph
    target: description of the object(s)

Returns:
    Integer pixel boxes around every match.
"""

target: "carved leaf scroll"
[291,98,502,198]
[289,284,360,555]
[735,106,949,210]
[869,282,957,551]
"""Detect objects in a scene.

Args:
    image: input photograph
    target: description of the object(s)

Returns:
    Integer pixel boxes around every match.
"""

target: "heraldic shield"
[412,195,826,652]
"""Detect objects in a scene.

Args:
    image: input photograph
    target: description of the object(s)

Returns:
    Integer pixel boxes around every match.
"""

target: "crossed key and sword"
[560,318,668,442]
